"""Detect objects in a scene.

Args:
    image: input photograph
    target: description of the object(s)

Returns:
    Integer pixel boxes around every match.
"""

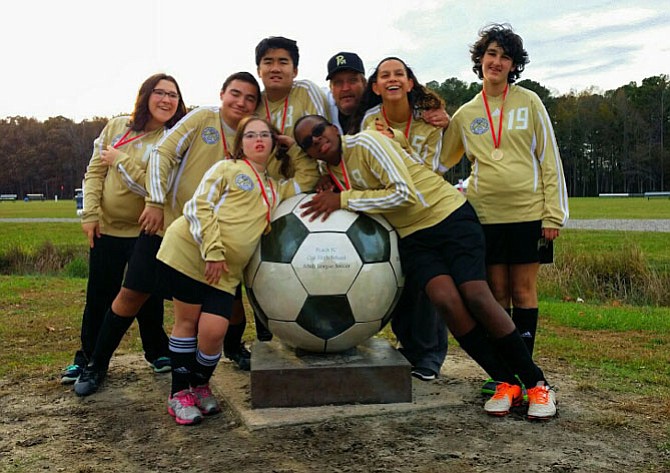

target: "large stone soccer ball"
[244,193,404,353]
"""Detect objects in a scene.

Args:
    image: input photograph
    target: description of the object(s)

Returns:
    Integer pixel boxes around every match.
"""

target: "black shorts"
[398,201,487,289]
[123,232,162,293]
[158,261,234,319]
[482,221,542,265]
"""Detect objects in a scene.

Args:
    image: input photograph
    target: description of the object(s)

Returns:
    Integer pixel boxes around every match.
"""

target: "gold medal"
[491,148,504,161]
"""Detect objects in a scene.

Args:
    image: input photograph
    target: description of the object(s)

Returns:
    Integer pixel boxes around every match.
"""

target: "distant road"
[565,219,670,232]
[1,218,669,232]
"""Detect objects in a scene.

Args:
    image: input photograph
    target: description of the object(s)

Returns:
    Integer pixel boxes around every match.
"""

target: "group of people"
[61,23,568,426]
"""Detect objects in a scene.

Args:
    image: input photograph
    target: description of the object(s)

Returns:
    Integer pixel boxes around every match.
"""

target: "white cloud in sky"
[1,0,668,121]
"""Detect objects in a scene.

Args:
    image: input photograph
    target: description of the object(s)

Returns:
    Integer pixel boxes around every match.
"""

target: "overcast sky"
[3,0,668,121]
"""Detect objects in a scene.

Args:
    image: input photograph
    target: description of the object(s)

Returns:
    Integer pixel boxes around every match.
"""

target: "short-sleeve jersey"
[82,116,166,237]
[361,105,447,174]
[441,85,569,228]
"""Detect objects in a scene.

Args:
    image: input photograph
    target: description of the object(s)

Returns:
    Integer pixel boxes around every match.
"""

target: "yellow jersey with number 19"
[441,85,568,228]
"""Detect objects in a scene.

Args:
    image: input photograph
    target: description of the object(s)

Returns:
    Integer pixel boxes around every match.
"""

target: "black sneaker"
[74,365,106,397]
[224,344,251,371]
[60,364,83,385]
[411,367,437,381]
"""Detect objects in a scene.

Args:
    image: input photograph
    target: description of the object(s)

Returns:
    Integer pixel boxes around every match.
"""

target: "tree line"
[0,74,668,199]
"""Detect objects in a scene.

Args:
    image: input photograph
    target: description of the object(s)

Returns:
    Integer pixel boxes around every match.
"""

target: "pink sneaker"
[191,384,221,416]
[167,389,203,425]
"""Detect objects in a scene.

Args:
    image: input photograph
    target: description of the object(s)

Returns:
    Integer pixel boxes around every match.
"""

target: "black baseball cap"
[326,52,365,80]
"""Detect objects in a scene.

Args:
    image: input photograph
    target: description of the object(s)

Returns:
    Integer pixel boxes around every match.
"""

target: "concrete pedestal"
[250,337,411,408]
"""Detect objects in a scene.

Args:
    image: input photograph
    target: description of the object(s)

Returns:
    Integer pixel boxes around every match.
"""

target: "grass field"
[2,196,670,220]
[0,197,668,405]
[0,199,79,218]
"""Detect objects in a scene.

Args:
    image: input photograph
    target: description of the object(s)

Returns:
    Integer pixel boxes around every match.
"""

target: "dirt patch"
[0,349,668,473]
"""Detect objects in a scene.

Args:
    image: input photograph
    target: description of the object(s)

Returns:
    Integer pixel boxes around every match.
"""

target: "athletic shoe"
[484,382,523,416]
[74,365,106,397]
[149,356,172,373]
[411,367,437,381]
[191,384,221,416]
[60,364,83,385]
[481,378,499,396]
[167,389,203,426]
[224,344,251,371]
[526,384,557,420]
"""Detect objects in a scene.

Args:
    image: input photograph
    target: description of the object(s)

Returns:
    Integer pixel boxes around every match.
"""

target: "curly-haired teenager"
[441,24,569,396]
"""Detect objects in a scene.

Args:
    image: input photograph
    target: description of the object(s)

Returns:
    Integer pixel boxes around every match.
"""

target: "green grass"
[0,222,85,253]
[0,199,79,218]
[559,229,670,273]
[3,197,669,220]
[539,299,670,397]
[569,197,670,219]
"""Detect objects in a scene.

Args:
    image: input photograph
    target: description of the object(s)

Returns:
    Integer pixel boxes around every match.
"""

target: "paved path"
[565,219,670,232]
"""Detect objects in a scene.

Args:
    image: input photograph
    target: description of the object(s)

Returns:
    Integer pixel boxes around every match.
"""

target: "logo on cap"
[336,55,348,66]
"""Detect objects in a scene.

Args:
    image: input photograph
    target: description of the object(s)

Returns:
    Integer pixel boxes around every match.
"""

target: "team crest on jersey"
[470,117,490,135]
[235,173,255,191]
[202,127,220,144]
[110,133,124,147]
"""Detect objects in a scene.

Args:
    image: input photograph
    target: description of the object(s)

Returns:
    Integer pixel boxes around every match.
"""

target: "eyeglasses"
[152,89,180,100]
[299,122,328,150]
[243,131,273,140]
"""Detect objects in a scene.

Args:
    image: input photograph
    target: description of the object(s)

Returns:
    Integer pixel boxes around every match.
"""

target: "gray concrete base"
[249,338,411,408]
[211,342,487,431]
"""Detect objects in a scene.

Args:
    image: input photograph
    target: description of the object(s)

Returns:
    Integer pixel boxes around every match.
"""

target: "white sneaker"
[526,384,557,419]
[484,382,523,416]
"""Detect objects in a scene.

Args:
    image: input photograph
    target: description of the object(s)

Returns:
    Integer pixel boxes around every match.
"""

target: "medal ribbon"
[243,159,276,227]
[113,129,146,149]
[264,96,289,134]
[481,84,508,151]
[327,159,351,192]
[381,106,412,138]
[220,117,231,158]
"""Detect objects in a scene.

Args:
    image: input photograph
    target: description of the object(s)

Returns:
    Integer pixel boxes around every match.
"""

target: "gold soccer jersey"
[441,85,569,228]
[146,106,234,231]
[82,116,166,237]
[326,130,466,238]
[157,159,316,295]
[258,79,327,183]
[361,105,447,174]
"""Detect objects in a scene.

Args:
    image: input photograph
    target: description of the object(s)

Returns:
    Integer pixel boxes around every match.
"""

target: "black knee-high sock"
[169,336,197,396]
[454,324,516,384]
[512,308,539,357]
[491,329,546,388]
[224,320,246,353]
[90,308,134,370]
[191,350,221,387]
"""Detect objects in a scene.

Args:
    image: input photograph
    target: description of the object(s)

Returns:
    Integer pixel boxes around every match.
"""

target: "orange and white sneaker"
[526,384,557,420]
[484,382,523,416]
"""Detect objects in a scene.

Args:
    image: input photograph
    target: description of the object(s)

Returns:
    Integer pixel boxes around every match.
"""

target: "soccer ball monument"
[244,193,404,353]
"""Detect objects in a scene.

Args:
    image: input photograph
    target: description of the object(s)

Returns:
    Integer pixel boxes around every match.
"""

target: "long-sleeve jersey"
[258,79,329,181]
[146,106,234,231]
[325,130,466,238]
[156,158,317,295]
[361,105,447,174]
[441,85,569,228]
[82,116,165,237]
